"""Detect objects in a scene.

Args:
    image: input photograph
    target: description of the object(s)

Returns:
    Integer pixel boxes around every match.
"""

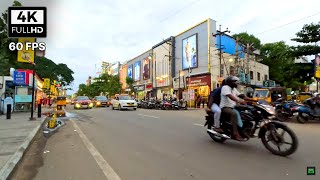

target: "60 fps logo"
[8,41,46,51]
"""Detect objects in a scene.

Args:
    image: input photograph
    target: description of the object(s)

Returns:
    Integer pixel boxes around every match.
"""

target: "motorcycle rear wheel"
[261,124,298,156]
[208,132,227,143]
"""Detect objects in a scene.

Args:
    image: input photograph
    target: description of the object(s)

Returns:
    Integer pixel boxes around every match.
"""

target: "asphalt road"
[15,105,320,180]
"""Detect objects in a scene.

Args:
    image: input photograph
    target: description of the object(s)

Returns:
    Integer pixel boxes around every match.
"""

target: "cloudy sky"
[1,0,320,94]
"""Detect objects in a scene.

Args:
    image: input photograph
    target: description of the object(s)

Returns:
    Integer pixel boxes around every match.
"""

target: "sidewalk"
[0,108,51,180]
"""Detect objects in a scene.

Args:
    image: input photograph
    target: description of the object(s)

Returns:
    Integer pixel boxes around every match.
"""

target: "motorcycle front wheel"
[261,123,298,156]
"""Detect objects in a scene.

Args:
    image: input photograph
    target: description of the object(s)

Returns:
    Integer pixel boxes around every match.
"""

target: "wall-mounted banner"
[43,78,50,89]
[17,38,35,63]
[134,61,141,81]
[182,34,198,70]
[127,64,133,79]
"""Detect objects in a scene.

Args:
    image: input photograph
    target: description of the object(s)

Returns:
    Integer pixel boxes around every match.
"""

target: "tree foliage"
[291,22,320,57]
[77,74,122,98]
[125,77,134,92]
[232,32,262,49]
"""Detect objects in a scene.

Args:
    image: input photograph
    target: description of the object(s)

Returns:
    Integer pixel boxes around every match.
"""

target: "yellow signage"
[17,38,35,63]
[50,85,54,93]
[44,78,50,89]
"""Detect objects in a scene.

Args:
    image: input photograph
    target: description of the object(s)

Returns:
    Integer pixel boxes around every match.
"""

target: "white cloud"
[1,0,320,94]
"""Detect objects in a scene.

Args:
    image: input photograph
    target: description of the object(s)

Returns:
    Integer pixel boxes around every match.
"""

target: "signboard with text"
[43,78,50,89]
[13,71,26,85]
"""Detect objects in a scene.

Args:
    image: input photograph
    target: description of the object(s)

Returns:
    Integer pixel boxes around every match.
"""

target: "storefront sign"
[146,84,152,89]
[134,85,145,91]
[13,71,27,85]
[44,78,50,89]
[15,95,32,103]
[186,74,211,87]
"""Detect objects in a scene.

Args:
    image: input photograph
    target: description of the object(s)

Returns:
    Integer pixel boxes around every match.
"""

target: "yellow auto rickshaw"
[56,96,67,117]
[297,92,313,103]
[250,87,287,104]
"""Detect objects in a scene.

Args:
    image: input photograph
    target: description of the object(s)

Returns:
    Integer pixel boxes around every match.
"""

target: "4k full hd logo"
[8,7,47,38]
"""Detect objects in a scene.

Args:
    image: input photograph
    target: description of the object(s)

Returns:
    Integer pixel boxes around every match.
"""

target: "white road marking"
[193,123,204,127]
[71,119,121,180]
[137,114,159,119]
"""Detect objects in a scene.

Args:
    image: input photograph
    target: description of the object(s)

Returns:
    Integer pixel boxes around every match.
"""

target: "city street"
[10,105,320,180]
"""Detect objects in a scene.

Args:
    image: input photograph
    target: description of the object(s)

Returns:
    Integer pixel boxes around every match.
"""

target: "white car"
[112,95,137,110]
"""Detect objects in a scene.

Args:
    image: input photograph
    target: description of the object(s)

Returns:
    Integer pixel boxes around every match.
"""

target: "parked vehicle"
[296,97,320,123]
[74,96,93,109]
[204,99,298,156]
[275,99,302,121]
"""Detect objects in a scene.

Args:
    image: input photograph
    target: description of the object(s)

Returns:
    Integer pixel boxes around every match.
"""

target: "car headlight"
[97,101,101,105]
[89,103,93,107]
[76,103,81,107]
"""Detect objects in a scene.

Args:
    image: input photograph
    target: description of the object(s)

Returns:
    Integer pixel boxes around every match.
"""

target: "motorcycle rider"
[220,76,249,141]
[208,80,226,133]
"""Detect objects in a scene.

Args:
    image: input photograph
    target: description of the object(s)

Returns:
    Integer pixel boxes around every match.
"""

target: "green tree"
[291,22,320,57]
[260,41,295,86]
[77,84,89,96]
[0,1,22,75]
[126,77,134,92]
[232,32,262,49]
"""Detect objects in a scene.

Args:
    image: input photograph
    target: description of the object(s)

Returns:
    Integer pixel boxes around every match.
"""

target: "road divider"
[137,114,159,119]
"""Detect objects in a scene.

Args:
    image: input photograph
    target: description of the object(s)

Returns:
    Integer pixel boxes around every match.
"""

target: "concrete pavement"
[0,108,50,180]
[13,105,320,180]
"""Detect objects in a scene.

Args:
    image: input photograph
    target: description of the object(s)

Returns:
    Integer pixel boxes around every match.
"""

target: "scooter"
[296,98,320,123]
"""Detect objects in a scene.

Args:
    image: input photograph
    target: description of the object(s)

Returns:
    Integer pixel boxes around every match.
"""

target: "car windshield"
[118,95,131,100]
[77,96,89,100]
[96,96,107,100]
[253,90,269,98]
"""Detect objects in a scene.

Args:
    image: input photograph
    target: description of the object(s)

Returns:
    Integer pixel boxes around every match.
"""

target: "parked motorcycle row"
[275,97,320,124]
[136,99,188,110]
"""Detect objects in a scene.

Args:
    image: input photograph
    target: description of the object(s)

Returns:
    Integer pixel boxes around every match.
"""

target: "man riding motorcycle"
[220,76,250,141]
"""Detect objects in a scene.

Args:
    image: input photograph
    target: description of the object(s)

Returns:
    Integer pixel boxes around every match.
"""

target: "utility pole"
[212,25,230,86]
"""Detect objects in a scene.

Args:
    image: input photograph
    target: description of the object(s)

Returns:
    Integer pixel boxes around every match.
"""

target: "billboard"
[13,71,26,85]
[17,38,35,63]
[182,34,198,70]
[127,64,133,79]
[315,55,320,78]
[143,57,150,80]
[134,61,141,81]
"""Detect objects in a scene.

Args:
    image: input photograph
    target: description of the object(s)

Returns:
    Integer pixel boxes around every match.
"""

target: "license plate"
[293,112,299,116]
[128,104,134,106]
[83,105,87,108]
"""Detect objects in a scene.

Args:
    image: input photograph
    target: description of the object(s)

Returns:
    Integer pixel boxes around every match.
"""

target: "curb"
[0,116,47,180]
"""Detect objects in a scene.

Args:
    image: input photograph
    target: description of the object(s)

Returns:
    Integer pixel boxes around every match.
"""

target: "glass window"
[257,72,261,81]
[118,95,131,100]
[77,96,89,100]
[250,71,254,80]
[96,96,107,100]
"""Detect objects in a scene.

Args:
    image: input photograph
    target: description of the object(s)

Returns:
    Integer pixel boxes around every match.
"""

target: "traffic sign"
[8,7,47,37]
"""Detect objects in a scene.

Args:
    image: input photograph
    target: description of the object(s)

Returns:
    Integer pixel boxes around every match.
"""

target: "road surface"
[10,105,320,180]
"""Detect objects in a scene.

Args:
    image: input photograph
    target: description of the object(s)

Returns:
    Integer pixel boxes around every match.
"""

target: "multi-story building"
[121,18,269,102]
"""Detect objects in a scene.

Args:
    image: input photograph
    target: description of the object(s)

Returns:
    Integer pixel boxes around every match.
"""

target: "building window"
[264,74,268,80]
[257,72,261,81]
[230,66,235,76]
[250,71,253,80]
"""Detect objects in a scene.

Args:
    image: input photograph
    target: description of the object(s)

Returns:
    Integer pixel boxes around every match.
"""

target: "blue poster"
[134,61,141,81]
[127,65,133,78]
[13,71,27,85]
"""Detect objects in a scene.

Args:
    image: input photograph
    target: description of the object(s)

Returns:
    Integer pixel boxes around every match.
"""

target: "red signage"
[17,69,33,85]
[186,74,211,87]
[146,84,152,89]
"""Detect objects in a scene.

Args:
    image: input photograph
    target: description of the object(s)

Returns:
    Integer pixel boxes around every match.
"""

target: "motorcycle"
[178,99,188,110]
[204,99,298,156]
[296,98,320,123]
[162,100,172,110]
[147,99,156,109]
[275,99,302,121]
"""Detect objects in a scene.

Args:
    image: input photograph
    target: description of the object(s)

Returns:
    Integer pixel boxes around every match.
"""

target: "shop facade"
[126,49,153,99]
[173,18,217,101]
[152,37,175,100]
[119,63,128,92]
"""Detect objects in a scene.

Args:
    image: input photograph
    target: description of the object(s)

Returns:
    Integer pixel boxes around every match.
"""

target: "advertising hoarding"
[182,34,198,70]
[315,55,320,78]
[134,61,141,81]
[143,57,150,80]
[127,64,133,79]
